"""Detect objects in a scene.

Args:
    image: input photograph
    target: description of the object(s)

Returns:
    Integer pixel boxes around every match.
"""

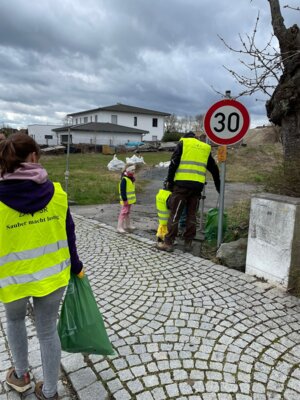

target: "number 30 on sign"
[204,99,250,146]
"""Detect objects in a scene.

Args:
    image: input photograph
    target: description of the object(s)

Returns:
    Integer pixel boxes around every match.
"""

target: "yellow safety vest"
[119,176,136,205]
[156,189,172,226]
[174,138,211,183]
[0,182,71,303]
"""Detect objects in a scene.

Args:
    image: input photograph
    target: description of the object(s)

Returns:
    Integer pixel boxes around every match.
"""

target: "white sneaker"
[117,226,127,234]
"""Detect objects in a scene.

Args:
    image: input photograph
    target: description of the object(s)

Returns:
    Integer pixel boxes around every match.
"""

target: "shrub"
[162,131,181,142]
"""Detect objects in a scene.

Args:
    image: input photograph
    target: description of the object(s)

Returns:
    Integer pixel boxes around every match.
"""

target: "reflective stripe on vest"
[0,259,70,289]
[174,138,211,183]
[156,189,171,226]
[0,182,71,303]
[0,240,68,265]
[119,176,136,205]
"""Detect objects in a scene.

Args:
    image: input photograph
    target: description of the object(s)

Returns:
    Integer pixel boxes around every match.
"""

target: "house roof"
[67,103,171,117]
[52,122,149,135]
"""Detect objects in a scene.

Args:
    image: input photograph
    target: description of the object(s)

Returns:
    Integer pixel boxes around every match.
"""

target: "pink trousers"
[118,204,131,221]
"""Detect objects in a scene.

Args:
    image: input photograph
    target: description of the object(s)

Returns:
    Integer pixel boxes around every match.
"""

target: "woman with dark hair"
[0,133,83,399]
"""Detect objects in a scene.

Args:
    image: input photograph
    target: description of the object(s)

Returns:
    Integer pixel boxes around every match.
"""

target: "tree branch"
[217,11,282,98]
[268,0,287,49]
[283,5,300,11]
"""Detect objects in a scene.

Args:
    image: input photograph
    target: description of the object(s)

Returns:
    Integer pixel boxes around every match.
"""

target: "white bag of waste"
[155,161,171,168]
[107,154,125,171]
[126,155,145,164]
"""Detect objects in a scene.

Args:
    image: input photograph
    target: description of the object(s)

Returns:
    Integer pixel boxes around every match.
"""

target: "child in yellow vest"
[156,187,172,242]
[117,164,136,233]
[156,186,187,243]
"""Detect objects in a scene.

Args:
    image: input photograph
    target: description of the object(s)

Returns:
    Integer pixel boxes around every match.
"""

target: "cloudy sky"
[0,0,299,129]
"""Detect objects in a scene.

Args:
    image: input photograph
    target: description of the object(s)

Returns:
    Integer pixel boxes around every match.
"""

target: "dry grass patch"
[224,143,283,183]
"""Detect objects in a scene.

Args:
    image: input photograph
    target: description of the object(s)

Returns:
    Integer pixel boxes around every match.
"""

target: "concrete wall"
[28,124,60,145]
[246,193,300,290]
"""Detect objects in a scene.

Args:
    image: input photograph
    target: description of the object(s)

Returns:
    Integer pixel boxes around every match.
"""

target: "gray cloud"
[0,0,298,128]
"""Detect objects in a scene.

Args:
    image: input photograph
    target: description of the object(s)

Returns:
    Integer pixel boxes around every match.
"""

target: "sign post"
[204,95,250,247]
[216,145,226,248]
[65,126,71,196]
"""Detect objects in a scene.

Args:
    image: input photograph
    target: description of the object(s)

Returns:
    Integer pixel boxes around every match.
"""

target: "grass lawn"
[41,151,172,204]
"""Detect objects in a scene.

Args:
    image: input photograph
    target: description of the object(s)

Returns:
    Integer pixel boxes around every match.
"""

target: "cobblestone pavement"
[1,215,300,400]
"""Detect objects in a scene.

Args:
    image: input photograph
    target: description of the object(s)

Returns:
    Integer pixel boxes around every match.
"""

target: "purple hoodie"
[0,164,83,274]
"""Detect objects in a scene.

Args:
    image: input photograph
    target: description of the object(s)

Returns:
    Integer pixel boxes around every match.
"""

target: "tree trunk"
[281,107,300,161]
[266,0,300,164]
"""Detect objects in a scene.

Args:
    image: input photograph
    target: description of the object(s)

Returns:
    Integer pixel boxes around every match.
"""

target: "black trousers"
[164,185,200,245]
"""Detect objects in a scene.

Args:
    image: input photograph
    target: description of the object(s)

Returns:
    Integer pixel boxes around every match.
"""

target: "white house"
[28,124,60,146]
[52,122,148,146]
[67,103,170,141]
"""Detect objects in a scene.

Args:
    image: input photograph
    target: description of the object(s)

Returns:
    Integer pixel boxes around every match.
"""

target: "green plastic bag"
[205,208,227,242]
[57,274,114,355]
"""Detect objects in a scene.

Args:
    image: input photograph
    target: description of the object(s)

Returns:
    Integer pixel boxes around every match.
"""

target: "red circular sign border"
[204,99,250,145]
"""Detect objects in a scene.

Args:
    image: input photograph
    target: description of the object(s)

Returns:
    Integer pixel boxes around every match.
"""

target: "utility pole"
[65,124,71,195]
[217,90,230,248]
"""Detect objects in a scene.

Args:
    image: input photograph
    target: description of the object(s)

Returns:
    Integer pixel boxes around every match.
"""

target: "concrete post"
[246,193,300,291]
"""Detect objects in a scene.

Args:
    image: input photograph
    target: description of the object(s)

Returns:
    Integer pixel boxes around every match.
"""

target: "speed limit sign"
[204,99,250,145]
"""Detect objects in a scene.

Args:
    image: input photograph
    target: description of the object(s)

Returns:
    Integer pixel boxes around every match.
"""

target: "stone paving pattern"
[1,215,300,400]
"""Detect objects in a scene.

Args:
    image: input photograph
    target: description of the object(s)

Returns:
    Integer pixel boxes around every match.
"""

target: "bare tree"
[266,0,300,162]
[62,115,72,126]
[164,113,178,132]
[180,116,189,132]
[218,13,282,98]
[195,114,204,131]
[167,114,203,133]
[220,0,300,163]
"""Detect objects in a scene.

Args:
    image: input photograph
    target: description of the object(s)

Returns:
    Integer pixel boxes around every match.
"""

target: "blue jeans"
[4,287,65,397]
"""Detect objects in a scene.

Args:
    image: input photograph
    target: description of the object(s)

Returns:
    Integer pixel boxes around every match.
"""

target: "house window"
[90,116,93,122]
[84,117,88,123]
[75,118,78,124]
[111,115,118,124]
[61,134,72,144]
[95,115,98,122]
[44,135,52,146]
[152,135,158,141]
[134,116,137,126]
[152,118,158,127]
